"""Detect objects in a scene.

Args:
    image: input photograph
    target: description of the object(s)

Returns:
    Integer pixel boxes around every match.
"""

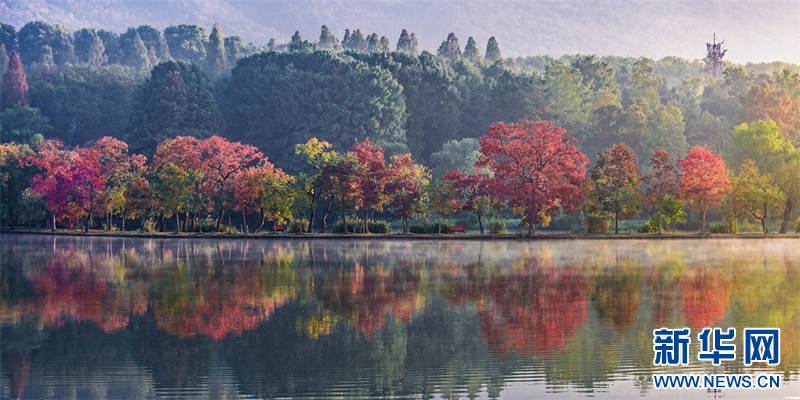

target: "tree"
[351,140,390,233]
[17,21,74,65]
[366,33,380,52]
[0,105,51,145]
[442,170,499,234]
[0,23,15,53]
[73,28,106,65]
[164,24,207,64]
[224,35,247,64]
[233,159,295,233]
[436,33,461,58]
[125,61,222,156]
[429,138,480,179]
[379,36,390,52]
[124,32,151,71]
[385,153,430,233]
[737,82,800,145]
[294,138,340,232]
[97,29,123,64]
[591,143,641,233]
[485,37,502,62]
[426,178,460,234]
[204,24,227,79]
[85,137,146,231]
[477,120,589,236]
[198,136,262,232]
[1,51,28,111]
[728,119,800,233]
[396,29,413,53]
[642,147,680,234]
[151,136,206,231]
[677,146,731,234]
[731,160,785,234]
[463,37,481,61]
[348,29,366,51]
[318,25,339,50]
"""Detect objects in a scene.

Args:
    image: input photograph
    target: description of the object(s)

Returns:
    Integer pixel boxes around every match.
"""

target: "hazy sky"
[2,0,799,63]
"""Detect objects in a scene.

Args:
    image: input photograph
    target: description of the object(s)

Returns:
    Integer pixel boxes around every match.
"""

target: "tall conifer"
[1,51,29,110]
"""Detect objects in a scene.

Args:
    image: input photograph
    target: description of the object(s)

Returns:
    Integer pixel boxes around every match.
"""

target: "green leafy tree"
[366,33,380,52]
[224,35,247,63]
[436,33,461,58]
[124,61,222,156]
[429,138,480,179]
[164,24,208,64]
[318,25,339,50]
[0,105,51,145]
[73,28,106,65]
[731,160,786,234]
[97,29,123,64]
[379,36,390,52]
[124,32,151,71]
[729,119,800,233]
[0,23,15,53]
[17,21,74,65]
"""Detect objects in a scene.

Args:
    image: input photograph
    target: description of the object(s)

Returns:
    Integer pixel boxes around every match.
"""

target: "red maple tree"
[677,146,731,233]
[441,170,500,234]
[642,147,680,234]
[477,120,589,236]
[351,140,390,233]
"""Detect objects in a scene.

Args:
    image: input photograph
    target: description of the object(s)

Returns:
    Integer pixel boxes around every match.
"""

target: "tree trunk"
[308,192,316,235]
[403,217,408,234]
[255,210,266,233]
[175,212,180,233]
[216,208,224,232]
[701,209,706,234]
[182,212,188,232]
[614,211,620,234]
[478,214,484,234]
[159,213,165,232]
[320,197,334,233]
[122,210,126,232]
[779,199,794,234]
[629,215,633,235]
[364,209,370,234]
[528,222,535,237]
[762,202,768,234]
[191,212,197,232]
[85,207,92,233]
[50,211,56,231]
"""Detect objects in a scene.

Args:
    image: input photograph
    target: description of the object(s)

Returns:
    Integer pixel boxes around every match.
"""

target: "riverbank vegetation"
[1,20,799,236]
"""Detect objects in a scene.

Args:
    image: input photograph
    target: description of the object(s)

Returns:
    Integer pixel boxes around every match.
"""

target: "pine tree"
[205,23,227,79]
[367,33,380,52]
[342,29,352,49]
[379,36,390,51]
[267,38,276,51]
[463,36,481,61]
[437,33,461,58]
[485,36,502,62]
[396,29,412,52]
[125,32,150,71]
[1,51,29,111]
[410,33,419,55]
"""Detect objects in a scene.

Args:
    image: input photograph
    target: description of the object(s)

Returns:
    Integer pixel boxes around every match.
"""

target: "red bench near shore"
[450,226,466,234]
[270,225,285,232]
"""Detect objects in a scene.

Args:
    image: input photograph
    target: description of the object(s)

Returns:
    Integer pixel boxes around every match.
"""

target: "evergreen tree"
[136,25,168,62]
[396,29,412,52]
[318,25,338,50]
[366,33,380,52]
[125,32,151,71]
[267,38,276,51]
[1,51,29,111]
[485,36,502,62]
[379,36,390,52]
[463,37,481,61]
[410,33,419,55]
[342,29,352,49]
[38,45,54,66]
[205,23,227,79]
[437,33,461,58]
[125,60,221,156]
[224,35,246,64]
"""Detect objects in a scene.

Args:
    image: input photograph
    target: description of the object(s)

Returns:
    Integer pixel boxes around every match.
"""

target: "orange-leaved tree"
[677,146,730,234]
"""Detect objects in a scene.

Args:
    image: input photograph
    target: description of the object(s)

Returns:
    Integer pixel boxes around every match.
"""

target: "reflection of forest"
[1,236,798,399]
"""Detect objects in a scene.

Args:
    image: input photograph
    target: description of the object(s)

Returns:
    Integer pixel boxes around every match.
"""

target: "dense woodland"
[1,20,799,235]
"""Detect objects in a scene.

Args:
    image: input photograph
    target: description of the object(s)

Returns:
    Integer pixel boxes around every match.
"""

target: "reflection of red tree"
[152,267,286,339]
[680,270,730,329]
[476,267,588,354]
[29,259,131,333]
[317,262,421,336]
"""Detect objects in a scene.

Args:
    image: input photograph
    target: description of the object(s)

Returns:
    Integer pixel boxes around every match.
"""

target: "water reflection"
[1,235,798,399]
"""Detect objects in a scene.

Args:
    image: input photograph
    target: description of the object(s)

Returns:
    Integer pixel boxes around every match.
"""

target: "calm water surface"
[1,235,798,399]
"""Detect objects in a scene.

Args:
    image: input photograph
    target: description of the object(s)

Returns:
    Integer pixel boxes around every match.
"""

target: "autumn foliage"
[677,146,731,233]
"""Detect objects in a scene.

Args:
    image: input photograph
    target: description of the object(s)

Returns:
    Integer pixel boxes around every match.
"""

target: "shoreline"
[2,229,798,241]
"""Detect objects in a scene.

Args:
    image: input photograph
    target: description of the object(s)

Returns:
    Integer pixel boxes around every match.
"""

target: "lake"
[1,234,798,399]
